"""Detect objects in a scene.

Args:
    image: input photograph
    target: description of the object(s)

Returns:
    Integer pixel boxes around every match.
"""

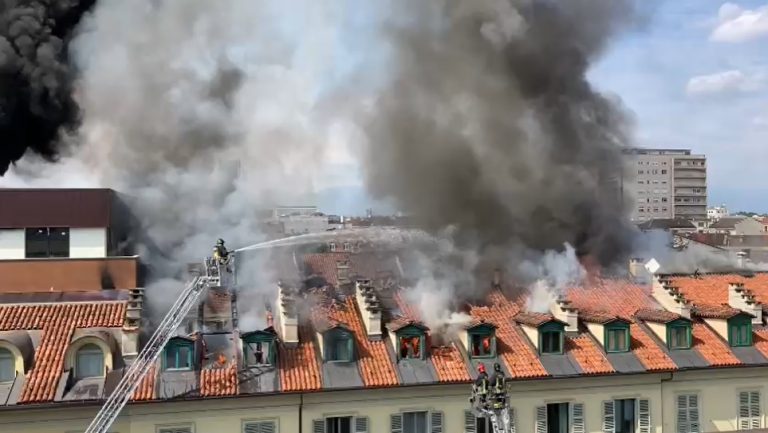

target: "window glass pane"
[0,349,15,382]
[403,412,427,433]
[177,345,191,368]
[542,331,561,353]
[472,334,492,356]
[671,326,689,349]
[400,336,422,358]
[76,344,104,378]
[165,346,176,368]
[246,341,269,365]
[327,417,352,433]
[615,399,636,433]
[546,403,569,433]
[25,227,49,258]
[48,227,69,257]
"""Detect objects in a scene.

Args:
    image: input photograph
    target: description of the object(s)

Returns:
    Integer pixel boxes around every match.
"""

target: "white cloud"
[754,113,768,127]
[711,3,768,43]
[686,69,766,96]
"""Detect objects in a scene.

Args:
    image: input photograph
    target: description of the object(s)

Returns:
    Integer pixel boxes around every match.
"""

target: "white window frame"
[676,393,700,433]
[313,412,368,433]
[156,423,195,433]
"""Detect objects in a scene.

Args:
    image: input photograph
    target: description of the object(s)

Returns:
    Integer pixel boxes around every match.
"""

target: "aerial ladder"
[83,254,233,433]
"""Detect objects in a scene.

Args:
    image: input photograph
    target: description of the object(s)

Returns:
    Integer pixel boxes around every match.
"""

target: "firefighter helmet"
[493,362,502,373]
[477,363,486,373]
[216,238,225,246]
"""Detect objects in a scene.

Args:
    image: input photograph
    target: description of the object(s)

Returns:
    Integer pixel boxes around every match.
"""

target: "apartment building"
[623,149,707,223]
[6,189,768,433]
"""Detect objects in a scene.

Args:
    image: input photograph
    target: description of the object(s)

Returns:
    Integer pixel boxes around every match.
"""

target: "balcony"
[0,256,139,293]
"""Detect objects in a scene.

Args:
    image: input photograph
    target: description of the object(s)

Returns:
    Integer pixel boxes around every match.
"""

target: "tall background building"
[623,148,707,222]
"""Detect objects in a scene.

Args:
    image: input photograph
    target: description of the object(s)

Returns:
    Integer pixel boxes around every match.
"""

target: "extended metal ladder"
[477,407,512,433]
[83,260,223,433]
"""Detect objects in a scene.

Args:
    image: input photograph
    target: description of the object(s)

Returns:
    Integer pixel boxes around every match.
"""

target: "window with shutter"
[243,421,277,433]
[464,410,476,433]
[637,399,650,433]
[508,408,516,433]
[571,403,585,433]
[325,417,352,433]
[536,406,548,433]
[354,417,369,433]
[158,428,192,433]
[602,400,615,433]
[676,394,699,433]
[314,419,326,433]
[391,413,403,433]
[738,391,762,430]
[430,411,443,433]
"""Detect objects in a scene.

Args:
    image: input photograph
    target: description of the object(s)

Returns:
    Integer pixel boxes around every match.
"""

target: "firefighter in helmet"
[469,363,490,409]
[490,362,506,408]
[213,239,230,264]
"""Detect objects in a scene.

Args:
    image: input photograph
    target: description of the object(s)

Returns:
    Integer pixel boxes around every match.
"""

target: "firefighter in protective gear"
[490,362,506,409]
[469,363,490,409]
[213,239,229,263]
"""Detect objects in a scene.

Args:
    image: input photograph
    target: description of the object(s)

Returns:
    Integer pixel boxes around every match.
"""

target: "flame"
[217,353,227,366]
[482,336,490,353]
[411,336,421,357]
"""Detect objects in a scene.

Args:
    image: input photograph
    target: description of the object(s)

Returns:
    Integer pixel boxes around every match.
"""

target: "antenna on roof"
[644,258,661,275]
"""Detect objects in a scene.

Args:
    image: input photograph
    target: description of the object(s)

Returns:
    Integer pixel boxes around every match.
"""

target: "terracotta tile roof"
[670,273,768,307]
[315,297,399,387]
[579,310,627,325]
[567,280,660,316]
[514,312,562,327]
[278,325,322,392]
[469,291,548,379]
[691,322,741,366]
[386,317,427,333]
[694,304,749,319]
[0,302,127,404]
[634,308,685,324]
[431,345,471,383]
[630,323,677,371]
[304,253,350,287]
[464,318,498,329]
[753,327,768,359]
[565,334,614,375]
[200,362,238,397]
[393,290,471,383]
[131,365,157,401]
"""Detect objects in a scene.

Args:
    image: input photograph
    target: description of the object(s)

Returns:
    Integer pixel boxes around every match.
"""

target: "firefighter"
[213,239,230,264]
[469,363,490,409]
[490,362,506,408]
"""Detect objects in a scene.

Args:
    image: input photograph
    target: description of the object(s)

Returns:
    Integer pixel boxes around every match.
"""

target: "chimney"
[121,287,144,360]
[355,280,382,340]
[276,284,299,347]
[550,295,578,332]
[492,269,502,289]
[651,276,691,319]
[728,282,763,324]
[336,260,350,285]
[737,251,748,269]
[629,257,649,283]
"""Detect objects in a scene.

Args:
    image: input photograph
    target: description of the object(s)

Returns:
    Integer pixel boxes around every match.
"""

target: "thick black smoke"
[361,0,639,266]
[0,0,94,175]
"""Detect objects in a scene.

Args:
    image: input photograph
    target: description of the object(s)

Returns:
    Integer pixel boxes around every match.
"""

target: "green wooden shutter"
[638,399,651,433]
[464,410,476,433]
[430,411,444,433]
[391,414,403,433]
[536,406,547,433]
[602,400,615,433]
[571,403,585,433]
[313,419,325,433]
[354,416,369,433]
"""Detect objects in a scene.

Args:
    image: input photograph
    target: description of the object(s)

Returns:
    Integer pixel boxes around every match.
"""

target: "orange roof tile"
[630,324,676,371]
[131,365,157,401]
[313,297,399,387]
[691,322,741,367]
[431,345,471,383]
[469,291,548,379]
[0,302,127,404]
[567,280,660,316]
[304,253,350,287]
[565,335,614,375]
[278,325,322,392]
[671,273,768,307]
[200,362,239,397]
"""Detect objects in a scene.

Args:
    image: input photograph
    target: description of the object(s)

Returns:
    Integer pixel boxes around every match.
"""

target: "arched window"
[0,348,15,382]
[76,344,104,379]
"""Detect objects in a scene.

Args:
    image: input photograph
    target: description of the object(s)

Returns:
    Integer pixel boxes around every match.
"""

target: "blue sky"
[589,0,768,213]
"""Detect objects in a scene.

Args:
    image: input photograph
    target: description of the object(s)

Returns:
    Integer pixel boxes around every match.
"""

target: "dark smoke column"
[361,0,639,266]
[0,0,95,175]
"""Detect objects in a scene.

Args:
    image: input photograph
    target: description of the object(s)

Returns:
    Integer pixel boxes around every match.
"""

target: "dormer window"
[242,331,277,366]
[394,324,427,360]
[668,322,692,350]
[467,323,497,358]
[329,242,337,252]
[540,327,564,355]
[605,322,630,353]
[164,338,194,370]
[324,328,354,362]
[76,344,105,379]
[729,315,753,347]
